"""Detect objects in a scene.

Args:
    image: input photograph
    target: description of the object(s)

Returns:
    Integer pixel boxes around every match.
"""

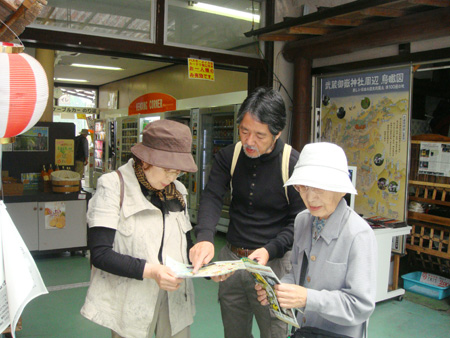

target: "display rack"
[406,135,450,278]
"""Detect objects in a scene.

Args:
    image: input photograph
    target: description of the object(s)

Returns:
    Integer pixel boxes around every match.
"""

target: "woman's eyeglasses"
[163,168,184,178]
[294,185,325,195]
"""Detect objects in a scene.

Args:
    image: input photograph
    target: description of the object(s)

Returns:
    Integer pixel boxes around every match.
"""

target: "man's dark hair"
[236,87,286,135]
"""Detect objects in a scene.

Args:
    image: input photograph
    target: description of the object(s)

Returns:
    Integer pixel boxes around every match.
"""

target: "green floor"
[13,232,450,338]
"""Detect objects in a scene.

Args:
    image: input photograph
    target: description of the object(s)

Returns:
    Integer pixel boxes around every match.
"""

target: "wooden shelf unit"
[406,135,450,277]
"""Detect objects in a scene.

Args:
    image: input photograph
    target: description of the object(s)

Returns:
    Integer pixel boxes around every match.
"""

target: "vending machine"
[93,119,108,188]
[163,109,200,223]
[107,119,117,171]
[197,104,240,232]
[116,115,139,168]
[139,113,163,142]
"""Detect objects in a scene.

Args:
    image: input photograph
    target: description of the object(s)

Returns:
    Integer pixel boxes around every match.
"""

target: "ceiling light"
[188,2,260,23]
[70,63,123,70]
[54,78,88,83]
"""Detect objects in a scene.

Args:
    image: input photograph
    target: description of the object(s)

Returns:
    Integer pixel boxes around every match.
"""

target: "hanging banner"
[318,67,411,220]
[128,93,176,116]
[188,58,215,81]
[53,106,99,114]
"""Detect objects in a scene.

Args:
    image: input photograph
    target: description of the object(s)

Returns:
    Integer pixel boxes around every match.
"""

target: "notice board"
[316,67,411,221]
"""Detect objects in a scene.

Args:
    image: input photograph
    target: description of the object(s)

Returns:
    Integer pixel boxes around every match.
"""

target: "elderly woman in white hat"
[81,120,197,338]
[256,142,377,338]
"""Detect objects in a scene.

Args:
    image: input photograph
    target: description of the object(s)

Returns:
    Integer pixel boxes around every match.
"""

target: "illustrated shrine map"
[320,68,410,220]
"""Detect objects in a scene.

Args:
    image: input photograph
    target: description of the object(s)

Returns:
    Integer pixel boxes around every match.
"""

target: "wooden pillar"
[291,56,312,152]
[35,48,54,122]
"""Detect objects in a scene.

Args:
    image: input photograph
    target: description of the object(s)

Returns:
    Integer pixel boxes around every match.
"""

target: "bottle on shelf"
[48,164,54,176]
[55,164,60,171]
[41,165,49,181]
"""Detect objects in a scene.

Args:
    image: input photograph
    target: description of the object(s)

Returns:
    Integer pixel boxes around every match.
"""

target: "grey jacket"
[282,199,377,338]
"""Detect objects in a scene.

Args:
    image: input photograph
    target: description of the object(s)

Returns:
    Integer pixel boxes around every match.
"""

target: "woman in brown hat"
[81,120,197,338]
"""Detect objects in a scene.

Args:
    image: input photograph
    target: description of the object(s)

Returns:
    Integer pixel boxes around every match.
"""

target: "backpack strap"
[115,170,124,208]
[230,141,242,194]
[230,141,242,177]
[282,144,292,203]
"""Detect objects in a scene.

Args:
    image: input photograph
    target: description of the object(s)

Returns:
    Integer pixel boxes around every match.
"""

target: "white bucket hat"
[285,142,357,194]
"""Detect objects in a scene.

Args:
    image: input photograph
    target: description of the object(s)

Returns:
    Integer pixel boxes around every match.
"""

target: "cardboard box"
[1,182,24,196]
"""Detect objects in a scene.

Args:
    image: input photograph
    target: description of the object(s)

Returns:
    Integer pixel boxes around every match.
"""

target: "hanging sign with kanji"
[188,58,215,81]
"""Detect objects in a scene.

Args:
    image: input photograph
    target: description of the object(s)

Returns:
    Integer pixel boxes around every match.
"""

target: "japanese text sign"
[188,58,215,81]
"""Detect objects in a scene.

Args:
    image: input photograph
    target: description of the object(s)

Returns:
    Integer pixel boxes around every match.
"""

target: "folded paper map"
[166,256,299,327]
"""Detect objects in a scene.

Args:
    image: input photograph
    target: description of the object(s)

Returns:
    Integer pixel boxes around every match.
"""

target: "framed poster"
[55,139,75,166]
[12,126,49,152]
[317,67,411,221]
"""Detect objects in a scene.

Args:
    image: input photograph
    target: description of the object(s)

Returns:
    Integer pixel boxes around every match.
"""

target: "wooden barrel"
[52,180,80,193]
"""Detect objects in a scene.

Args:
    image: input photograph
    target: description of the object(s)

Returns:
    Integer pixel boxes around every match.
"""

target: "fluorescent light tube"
[54,78,89,83]
[71,63,123,70]
[190,2,260,23]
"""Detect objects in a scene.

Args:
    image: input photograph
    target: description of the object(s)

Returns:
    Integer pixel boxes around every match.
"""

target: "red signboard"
[128,93,176,116]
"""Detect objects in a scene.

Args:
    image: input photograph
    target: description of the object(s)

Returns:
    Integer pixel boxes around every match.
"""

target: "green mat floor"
[9,232,450,338]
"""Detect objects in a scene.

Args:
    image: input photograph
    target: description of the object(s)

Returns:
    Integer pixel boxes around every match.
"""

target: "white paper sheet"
[0,201,48,337]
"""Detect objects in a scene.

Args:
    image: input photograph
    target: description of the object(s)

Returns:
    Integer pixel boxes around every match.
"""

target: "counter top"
[2,190,92,203]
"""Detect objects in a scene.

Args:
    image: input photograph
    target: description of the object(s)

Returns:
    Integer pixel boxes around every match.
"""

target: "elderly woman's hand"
[255,283,269,305]
[144,263,183,291]
[274,283,307,309]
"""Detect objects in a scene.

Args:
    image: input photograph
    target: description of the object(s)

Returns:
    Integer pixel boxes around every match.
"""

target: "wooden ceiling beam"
[323,18,365,26]
[283,7,450,61]
[245,0,398,38]
[407,0,450,7]
[288,26,336,35]
[259,34,299,41]
[360,7,405,17]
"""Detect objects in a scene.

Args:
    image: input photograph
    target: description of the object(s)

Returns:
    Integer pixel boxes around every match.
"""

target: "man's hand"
[248,248,270,266]
[189,241,215,273]
[275,283,307,309]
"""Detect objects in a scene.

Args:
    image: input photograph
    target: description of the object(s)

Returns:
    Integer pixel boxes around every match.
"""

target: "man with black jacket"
[190,87,305,338]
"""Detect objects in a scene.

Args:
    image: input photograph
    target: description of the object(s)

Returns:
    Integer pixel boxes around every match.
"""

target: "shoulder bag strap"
[282,144,292,203]
[115,170,124,208]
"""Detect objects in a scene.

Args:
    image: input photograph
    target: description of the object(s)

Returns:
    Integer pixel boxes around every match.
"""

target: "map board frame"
[315,66,411,221]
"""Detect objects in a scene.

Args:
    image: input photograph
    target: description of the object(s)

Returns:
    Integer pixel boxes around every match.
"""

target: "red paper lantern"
[0,42,49,138]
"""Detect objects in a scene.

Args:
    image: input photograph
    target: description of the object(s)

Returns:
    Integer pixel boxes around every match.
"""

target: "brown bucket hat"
[131,119,197,172]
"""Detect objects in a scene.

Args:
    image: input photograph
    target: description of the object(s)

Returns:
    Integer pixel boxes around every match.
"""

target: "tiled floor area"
[9,232,450,338]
